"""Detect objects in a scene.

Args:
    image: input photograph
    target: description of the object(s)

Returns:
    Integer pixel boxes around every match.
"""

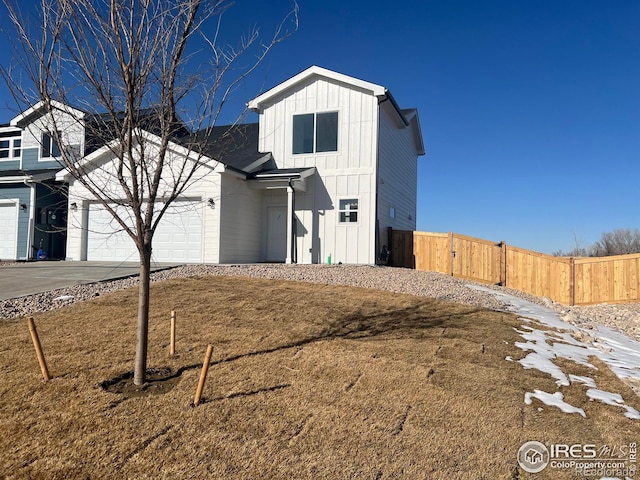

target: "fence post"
[500,241,507,286]
[569,257,576,306]
[448,232,455,277]
[411,231,416,269]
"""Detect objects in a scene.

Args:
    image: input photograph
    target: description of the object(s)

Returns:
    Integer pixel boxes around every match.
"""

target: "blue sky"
[1,0,638,254]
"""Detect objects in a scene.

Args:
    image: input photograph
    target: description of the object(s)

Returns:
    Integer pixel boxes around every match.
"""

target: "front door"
[266,206,287,262]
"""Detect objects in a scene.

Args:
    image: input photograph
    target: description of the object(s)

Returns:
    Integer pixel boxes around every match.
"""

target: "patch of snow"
[505,356,513,362]
[514,325,596,387]
[587,388,625,406]
[590,325,640,381]
[586,389,640,420]
[469,286,570,330]
[53,295,75,301]
[569,375,596,388]
[524,390,585,417]
[471,285,640,420]
[518,351,570,387]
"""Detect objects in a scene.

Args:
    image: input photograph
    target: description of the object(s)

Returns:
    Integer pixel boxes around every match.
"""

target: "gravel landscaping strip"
[1,264,639,343]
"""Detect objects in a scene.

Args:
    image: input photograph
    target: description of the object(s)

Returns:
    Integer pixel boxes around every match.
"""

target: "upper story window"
[41,131,61,158]
[292,111,338,154]
[12,139,21,158]
[0,131,22,160]
[0,140,10,159]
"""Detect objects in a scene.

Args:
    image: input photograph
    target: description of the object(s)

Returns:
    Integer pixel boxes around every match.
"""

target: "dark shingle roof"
[84,109,191,156]
[184,123,265,171]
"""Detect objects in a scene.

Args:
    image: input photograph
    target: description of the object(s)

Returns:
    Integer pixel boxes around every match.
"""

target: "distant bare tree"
[553,232,591,257]
[591,228,640,256]
[2,0,297,385]
[554,228,640,257]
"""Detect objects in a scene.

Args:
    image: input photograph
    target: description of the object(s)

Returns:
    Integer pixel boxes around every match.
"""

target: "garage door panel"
[0,203,18,260]
[87,201,202,263]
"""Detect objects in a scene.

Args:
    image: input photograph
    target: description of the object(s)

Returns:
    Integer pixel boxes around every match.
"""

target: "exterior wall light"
[207,198,215,209]
[70,202,78,211]
[20,203,27,211]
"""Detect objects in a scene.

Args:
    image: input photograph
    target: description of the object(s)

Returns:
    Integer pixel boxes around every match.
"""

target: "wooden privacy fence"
[389,229,640,306]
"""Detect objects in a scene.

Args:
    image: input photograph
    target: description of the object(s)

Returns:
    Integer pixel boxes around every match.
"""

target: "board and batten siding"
[257,75,379,264]
[376,105,418,248]
[218,173,262,263]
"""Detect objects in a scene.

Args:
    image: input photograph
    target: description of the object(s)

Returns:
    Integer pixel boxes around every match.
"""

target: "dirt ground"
[1,275,638,479]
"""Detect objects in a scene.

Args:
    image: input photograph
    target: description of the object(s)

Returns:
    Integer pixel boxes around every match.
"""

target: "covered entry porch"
[249,167,315,264]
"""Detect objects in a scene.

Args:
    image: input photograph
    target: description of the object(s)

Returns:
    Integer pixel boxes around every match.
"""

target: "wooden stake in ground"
[27,317,50,381]
[170,310,176,356]
[193,344,214,406]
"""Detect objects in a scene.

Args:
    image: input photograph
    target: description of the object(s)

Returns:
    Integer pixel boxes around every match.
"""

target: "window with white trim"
[292,111,338,154]
[0,132,21,160]
[338,198,358,223]
[0,140,10,159]
[12,139,21,158]
[41,131,61,158]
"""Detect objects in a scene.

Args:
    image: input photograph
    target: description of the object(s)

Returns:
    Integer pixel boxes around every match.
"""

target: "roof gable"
[55,128,213,182]
[56,123,265,182]
[10,100,84,127]
[247,65,387,113]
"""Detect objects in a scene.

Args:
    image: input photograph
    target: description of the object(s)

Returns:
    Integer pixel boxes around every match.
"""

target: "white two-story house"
[33,66,424,265]
[247,65,425,264]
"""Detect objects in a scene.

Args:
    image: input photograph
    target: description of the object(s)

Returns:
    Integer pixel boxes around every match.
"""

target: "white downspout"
[285,183,294,264]
[23,179,36,260]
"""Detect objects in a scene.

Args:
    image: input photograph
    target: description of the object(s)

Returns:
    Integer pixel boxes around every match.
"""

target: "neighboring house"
[0,101,84,260]
[4,66,425,264]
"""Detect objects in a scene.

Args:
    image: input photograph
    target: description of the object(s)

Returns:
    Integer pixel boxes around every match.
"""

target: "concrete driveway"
[0,261,180,301]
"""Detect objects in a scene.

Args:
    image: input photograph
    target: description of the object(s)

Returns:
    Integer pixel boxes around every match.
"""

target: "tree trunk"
[133,248,152,385]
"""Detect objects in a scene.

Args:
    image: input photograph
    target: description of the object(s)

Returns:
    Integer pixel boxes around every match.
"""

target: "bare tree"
[554,228,640,257]
[2,0,297,385]
[552,231,591,257]
[591,228,640,256]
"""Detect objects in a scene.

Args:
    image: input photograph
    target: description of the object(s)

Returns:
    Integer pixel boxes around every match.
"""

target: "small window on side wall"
[292,111,338,154]
[338,198,358,223]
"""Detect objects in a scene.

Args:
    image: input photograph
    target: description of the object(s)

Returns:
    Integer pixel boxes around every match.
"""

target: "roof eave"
[1,171,57,183]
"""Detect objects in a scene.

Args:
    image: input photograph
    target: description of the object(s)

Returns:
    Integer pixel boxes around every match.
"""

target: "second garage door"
[86,200,203,263]
[0,202,18,260]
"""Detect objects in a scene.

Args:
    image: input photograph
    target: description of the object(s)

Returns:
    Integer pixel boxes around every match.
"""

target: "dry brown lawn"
[0,275,638,479]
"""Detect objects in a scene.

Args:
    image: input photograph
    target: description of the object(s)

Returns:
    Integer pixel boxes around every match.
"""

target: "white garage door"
[87,200,203,263]
[0,202,18,260]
